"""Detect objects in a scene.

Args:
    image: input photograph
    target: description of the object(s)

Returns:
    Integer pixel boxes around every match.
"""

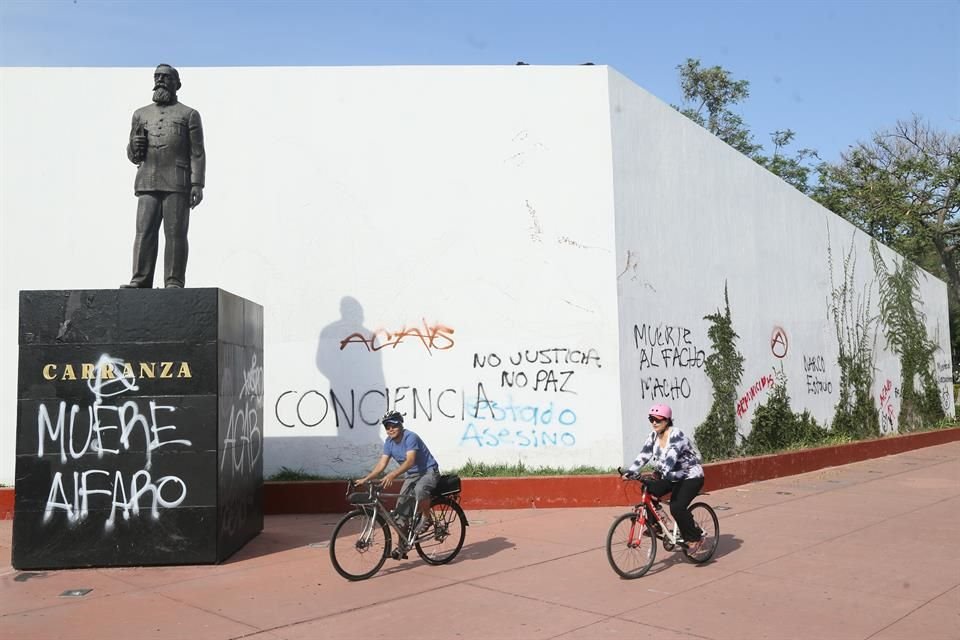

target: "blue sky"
[1,0,957,167]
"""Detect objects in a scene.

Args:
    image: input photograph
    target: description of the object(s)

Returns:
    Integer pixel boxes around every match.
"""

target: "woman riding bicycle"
[623,403,706,552]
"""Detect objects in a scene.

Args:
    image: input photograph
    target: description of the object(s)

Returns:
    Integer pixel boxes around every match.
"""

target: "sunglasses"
[648,416,666,423]
[383,423,401,430]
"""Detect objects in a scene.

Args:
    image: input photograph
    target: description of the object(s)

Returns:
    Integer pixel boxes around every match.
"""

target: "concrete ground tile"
[744,544,960,602]
[620,571,919,640]
[554,616,704,639]
[231,632,286,640]
[1,565,143,616]
[0,521,10,557]
[715,510,859,550]
[154,551,455,629]
[835,516,960,553]
[783,489,932,517]
[275,582,607,640]
[2,589,257,640]
[498,507,628,548]
[857,474,960,498]
[839,510,958,551]
[94,551,312,589]
[929,584,960,610]
[471,545,734,616]
[405,532,589,582]
[224,516,339,560]
[750,501,887,537]
[471,506,608,541]
[868,600,960,640]
[468,508,556,526]
[707,487,814,508]
[0,442,957,640]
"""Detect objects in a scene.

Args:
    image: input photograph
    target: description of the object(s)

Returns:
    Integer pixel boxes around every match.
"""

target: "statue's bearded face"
[152,67,178,105]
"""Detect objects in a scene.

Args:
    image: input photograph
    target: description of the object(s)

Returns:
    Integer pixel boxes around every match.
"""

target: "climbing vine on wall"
[828,230,881,439]
[694,284,745,462]
[870,241,945,431]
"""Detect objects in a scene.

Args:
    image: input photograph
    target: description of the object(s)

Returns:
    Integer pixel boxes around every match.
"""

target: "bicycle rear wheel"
[682,502,719,564]
[329,509,391,580]
[606,512,657,579]
[415,497,467,565]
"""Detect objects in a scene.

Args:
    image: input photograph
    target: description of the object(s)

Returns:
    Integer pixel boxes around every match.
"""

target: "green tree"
[814,118,960,307]
[674,58,818,193]
[676,58,760,157]
[753,130,819,195]
[814,117,960,375]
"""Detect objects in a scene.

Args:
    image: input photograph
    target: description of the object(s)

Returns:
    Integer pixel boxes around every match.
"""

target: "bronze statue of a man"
[121,64,206,289]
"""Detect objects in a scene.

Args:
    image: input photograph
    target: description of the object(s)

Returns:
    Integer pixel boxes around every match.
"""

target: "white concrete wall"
[608,68,954,461]
[0,66,623,483]
[0,65,952,485]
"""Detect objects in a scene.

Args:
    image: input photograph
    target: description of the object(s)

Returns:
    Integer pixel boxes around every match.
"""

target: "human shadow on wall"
[313,295,387,477]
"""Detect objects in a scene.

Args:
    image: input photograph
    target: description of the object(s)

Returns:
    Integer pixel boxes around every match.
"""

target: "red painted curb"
[263,426,960,513]
[2,427,958,519]
[0,486,13,520]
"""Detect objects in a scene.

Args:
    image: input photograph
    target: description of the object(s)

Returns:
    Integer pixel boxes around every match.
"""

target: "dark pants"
[646,476,705,542]
[129,191,190,288]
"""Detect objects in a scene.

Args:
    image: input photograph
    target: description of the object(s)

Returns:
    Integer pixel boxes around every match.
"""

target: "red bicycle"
[605,472,719,578]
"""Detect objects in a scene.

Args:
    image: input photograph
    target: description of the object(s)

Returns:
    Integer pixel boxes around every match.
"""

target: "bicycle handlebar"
[345,479,384,498]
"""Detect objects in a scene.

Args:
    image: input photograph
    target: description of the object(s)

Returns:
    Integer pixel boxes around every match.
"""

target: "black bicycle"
[329,474,468,581]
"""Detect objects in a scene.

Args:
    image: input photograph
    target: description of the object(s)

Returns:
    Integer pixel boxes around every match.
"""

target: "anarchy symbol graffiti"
[771,326,788,359]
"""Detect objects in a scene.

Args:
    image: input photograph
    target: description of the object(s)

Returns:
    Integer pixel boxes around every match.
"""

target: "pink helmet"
[648,404,672,420]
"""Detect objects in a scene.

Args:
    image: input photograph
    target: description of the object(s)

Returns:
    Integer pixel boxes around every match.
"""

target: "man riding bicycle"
[356,410,440,538]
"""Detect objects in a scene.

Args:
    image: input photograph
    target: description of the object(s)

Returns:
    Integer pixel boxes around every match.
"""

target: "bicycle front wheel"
[329,509,391,580]
[415,497,467,565]
[606,512,657,579]
[682,502,719,564]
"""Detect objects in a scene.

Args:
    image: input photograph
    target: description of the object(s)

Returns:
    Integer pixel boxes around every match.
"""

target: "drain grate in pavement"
[59,589,92,598]
[713,505,732,511]
[775,491,793,495]
[308,542,330,548]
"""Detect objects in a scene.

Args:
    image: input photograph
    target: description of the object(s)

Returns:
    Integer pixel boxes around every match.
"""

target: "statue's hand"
[190,186,204,209]
[131,134,147,161]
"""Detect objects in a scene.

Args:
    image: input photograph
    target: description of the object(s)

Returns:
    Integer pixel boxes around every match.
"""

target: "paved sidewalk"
[2,442,958,640]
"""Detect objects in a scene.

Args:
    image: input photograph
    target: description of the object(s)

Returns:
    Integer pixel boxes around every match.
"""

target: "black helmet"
[381,410,404,427]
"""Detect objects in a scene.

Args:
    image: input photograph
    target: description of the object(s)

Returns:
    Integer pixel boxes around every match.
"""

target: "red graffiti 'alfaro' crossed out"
[736,373,775,418]
[340,320,455,354]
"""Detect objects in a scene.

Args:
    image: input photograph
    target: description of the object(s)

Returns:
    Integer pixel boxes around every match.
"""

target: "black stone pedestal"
[13,289,263,569]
